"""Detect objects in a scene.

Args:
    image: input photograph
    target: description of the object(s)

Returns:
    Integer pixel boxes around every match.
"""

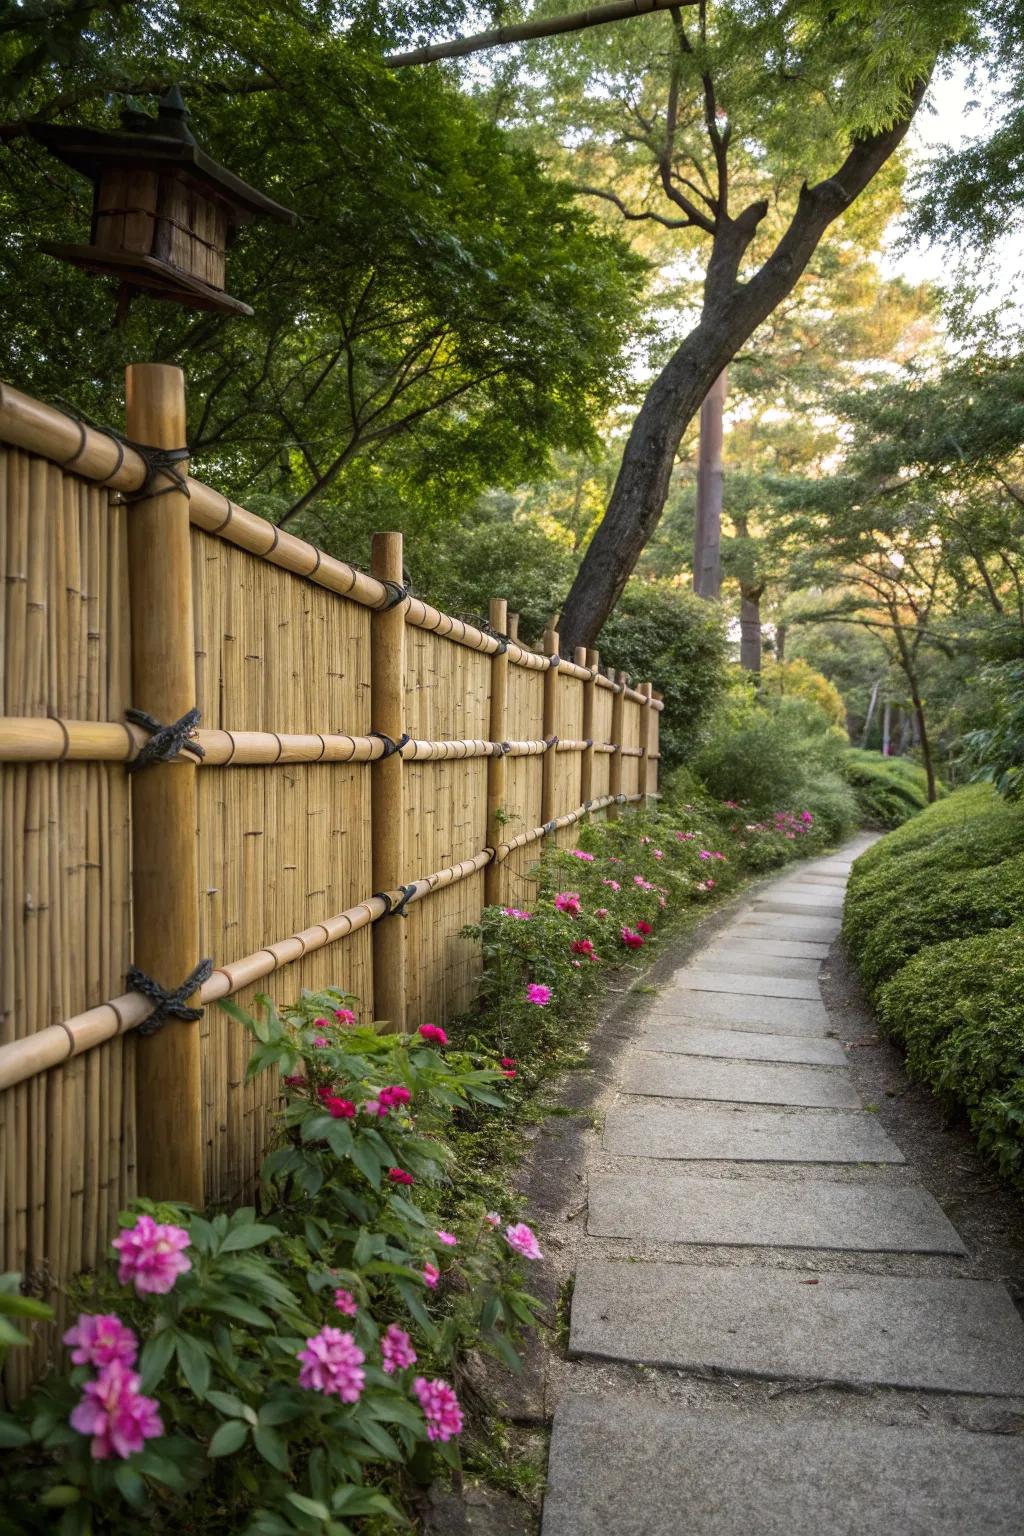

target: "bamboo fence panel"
[620,694,643,798]
[552,673,584,849]
[591,686,614,801]
[501,659,546,906]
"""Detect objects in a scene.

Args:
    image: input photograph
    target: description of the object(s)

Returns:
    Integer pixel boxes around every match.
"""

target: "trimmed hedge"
[841,749,934,829]
[845,784,1024,1188]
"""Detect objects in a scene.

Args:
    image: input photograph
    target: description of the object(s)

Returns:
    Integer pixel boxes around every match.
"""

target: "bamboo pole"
[581,647,597,812]
[484,597,509,906]
[370,532,407,1031]
[608,669,625,821]
[125,363,204,1206]
[541,626,560,831]
[641,680,657,804]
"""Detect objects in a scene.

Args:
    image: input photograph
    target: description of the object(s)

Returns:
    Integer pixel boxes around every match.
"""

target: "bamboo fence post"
[641,680,656,804]
[370,532,407,1030]
[579,646,596,816]
[125,363,203,1206]
[484,597,509,906]
[651,689,662,797]
[608,668,625,822]
[507,612,519,641]
[541,625,560,832]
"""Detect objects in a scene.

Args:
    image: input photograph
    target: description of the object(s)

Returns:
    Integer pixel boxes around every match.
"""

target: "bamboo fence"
[0,370,661,1392]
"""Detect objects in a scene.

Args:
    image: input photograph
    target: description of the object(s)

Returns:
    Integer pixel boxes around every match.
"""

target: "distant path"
[540,836,1024,1535]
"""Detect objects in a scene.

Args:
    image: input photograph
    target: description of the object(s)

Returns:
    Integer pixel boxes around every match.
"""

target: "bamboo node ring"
[125,706,205,770]
[127,957,213,1036]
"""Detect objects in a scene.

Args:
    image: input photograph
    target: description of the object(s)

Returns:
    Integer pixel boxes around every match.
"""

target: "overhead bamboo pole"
[484,597,509,906]
[125,363,203,1206]
[608,669,625,821]
[579,646,596,816]
[370,532,407,1030]
[541,625,560,832]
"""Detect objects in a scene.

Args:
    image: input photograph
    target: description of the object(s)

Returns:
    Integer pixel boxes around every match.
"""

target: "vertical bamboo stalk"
[541,626,560,832]
[641,680,657,803]
[608,669,625,821]
[580,647,597,814]
[484,598,508,907]
[651,689,662,798]
[125,363,203,1206]
[507,613,519,642]
[370,532,407,1030]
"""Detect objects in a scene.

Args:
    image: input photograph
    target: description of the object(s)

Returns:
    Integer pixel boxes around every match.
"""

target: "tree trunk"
[774,622,786,663]
[861,678,880,747]
[739,583,764,672]
[694,370,726,599]
[881,699,892,757]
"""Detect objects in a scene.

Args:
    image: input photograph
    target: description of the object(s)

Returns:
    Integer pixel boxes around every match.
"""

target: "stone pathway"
[541,838,1024,1535]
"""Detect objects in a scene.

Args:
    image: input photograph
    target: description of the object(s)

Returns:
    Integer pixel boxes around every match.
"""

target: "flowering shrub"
[0,992,545,1533]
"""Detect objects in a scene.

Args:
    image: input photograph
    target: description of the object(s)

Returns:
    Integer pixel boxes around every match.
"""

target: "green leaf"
[38,1486,81,1508]
[286,1492,330,1521]
[254,1424,290,1473]
[352,1416,401,1460]
[208,1419,250,1457]
[259,1397,307,1427]
[139,1327,177,1393]
[332,1485,406,1518]
[0,1417,31,1448]
[219,1222,280,1253]
[175,1332,211,1398]
[205,1293,273,1328]
[113,1464,146,1508]
[205,1390,248,1418]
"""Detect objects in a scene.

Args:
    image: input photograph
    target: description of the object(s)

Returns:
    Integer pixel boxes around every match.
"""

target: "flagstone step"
[586,1170,965,1253]
[620,1054,861,1109]
[542,1399,1024,1536]
[603,1101,904,1163]
[650,990,831,1033]
[708,935,832,959]
[666,969,822,1000]
[569,1260,1024,1395]
[693,948,824,979]
[641,1023,846,1066]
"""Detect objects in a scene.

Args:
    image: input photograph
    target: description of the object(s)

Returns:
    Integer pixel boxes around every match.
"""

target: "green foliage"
[962,657,1024,800]
[759,659,848,728]
[596,583,731,770]
[842,749,934,828]
[0,1001,539,1533]
[877,926,1024,1187]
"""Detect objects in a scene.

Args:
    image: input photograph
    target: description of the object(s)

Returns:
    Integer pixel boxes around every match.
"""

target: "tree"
[394,0,969,648]
[0,1,643,539]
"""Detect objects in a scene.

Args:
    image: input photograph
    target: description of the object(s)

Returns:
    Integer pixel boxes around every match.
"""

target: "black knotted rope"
[369,730,410,759]
[126,706,205,771]
[544,735,559,751]
[543,818,559,834]
[380,578,410,611]
[547,653,561,669]
[390,883,417,918]
[128,957,213,1037]
[53,400,189,502]
[372,890,395,914]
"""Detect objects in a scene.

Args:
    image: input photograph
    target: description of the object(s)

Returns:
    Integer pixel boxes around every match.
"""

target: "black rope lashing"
[128,957,213,1037]
[584,737,593,748]
[126,706,205,771]
[121,443,191,503]
[372,890,395,914]
[482,845,497,863]
[369,731,411,759]
[610,743,621,754]
[544,735,559,751]
[547,653,561,669]
[543,818,559,834]
[500,740,512,755]
[390,883,417,918]
[380,578,410,611]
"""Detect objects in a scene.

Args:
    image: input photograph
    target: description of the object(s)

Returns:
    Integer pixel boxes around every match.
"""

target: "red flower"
[419,1024,448,1046]
[323,1096,356,1119]
[636,920,653,936]
[570,938,595,957]
[500,1057,516,1068]
[620,928,644,949]
[388,1168,414,1185]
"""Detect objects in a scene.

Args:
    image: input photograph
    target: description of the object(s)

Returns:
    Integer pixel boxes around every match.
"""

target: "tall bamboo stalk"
[484,597,508,907]
[608,670,625,821]
[541,626,560,831]
[125,363,204,1206]
[581,648,597,812]
[370,533,407,1030]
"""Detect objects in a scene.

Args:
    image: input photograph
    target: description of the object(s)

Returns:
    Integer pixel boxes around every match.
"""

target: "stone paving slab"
[709,934,832,960]
[542,1400,1024,1536]
[737,910,842,931]
[603,1101,904,1163]
[761,882,846,900]
[688,948,824,980]
[756,898,846,917]
[731,919,842,944]
[664,969,823,1001]
[641,1023,846,1066]
[650,990,832,1033]
[620,1054,861,1109]
[570,1260,1024,1395]
[586,1171,965,1253]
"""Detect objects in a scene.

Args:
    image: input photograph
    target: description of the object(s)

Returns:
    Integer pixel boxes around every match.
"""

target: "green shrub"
[850,783,1020,876]
[842,749,933,829]
[876,926,1024,1187]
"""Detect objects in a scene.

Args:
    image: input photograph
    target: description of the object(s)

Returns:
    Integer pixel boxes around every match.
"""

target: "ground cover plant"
[842,749,935,829]
[844,784,1024,1187]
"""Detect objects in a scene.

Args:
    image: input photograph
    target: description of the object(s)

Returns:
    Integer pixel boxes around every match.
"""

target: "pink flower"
[422,1262,441,1289]
[436,1230,458,1247]
[69,1361,163,1460]
[500,1056,516,1069]
[594,907,609,918]
[413,1376,464,1442]
[621,928,644,950]
[675,831,695,842]
[283,1073,306,1088]
[323,1096,356,1119]
[602,879,621,892]
[63,1314,137,1370]
[297,1327,365,1403]
[380,1324,417,1374]
[112,1216,191,1296]
[526,983,551,1006]
[334,1288,358,1317]
[698,850,712,861]
[633,875,646,886]
[501,907,532,920]
[569,849,595,861]
[484,1212,501,1227]
[419,1023,448,1045]
[658,896,667,909]
[800,811,814,824]
[334,1008,357,1025]
[379,1084,411,1110]
[636,920,653,936]
[504,1222,543,1261]
[364,1099,386,1117]
[554,891,582,916]
[388,1167,414,1185]
[570,938,594,957]
[652,849,664,859]
[313,1035,329,1048]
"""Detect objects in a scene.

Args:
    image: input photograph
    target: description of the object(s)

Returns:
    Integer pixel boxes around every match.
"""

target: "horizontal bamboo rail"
[493,794,618,859]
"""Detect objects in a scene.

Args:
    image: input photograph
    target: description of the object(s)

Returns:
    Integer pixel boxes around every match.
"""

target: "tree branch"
[383,0,700,67]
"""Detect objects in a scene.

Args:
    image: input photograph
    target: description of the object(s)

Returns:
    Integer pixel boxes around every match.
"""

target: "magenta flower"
[501,906,533,919]
[69,1361,163,1460]
[378,1084,411,1110]
[112,1216,191,1296]
[484,1211,501,1227]
[418,1023,448,1045]
[636,920,653,937]
[297,1327,365,1403]
[652,849,663,859]
[569,849,595,861]
[698,850,712,861]
[422,1262,441,1289]
[63,1314,137,1371]
[334,1288,358,1317]
[621,928,644,950]
[504,1222,543,1261]
[553,891,582,916]
[388,1167,414,1185]
[525,983,551,1006]
[283,1073,306,1088]
[436,1230,458,1247]
[570,938,595,957]
[364,1099,386,1117]
[334,1007,357,1025]
[602,878,621,892]
[323,1096,356,1119]
[413,1376,464,1442]
[380,1324,417,1374]
[594,907,609,918]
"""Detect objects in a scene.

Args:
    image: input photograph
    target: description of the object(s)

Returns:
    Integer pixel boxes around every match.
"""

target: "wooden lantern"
[28,86,295,317]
